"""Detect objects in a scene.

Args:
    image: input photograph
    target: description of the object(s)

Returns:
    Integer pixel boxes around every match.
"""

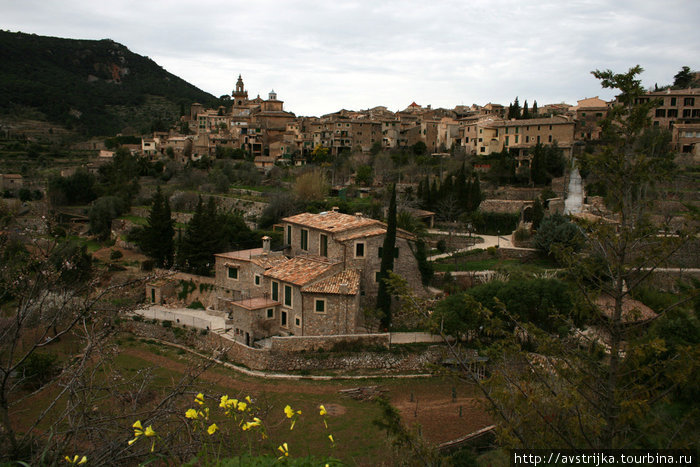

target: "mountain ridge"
[0,30,219,137]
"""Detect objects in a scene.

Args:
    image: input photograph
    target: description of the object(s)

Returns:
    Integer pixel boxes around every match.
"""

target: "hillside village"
[1,59,699,465]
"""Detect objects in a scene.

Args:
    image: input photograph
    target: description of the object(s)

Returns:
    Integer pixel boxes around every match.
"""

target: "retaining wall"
[123,320,443,373]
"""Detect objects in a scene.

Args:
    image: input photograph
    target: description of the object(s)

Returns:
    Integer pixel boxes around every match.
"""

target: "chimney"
[262,236,271,253]
[331,206,339,212]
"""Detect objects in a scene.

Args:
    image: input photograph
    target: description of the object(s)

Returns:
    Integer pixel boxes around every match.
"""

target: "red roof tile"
[302,269,360,295]
[264,256,338,286]
[283,211,379,233]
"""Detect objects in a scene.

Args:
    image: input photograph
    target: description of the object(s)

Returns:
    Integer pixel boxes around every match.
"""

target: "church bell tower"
[232,74,249,107]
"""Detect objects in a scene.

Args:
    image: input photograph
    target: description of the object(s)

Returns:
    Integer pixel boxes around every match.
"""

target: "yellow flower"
[237,401,247,412]
[219,395,230,408]
[128,420,144,445]
[64,455,87,464]
[242,417,261,431]
[128,420,156,451]
[277,442,289,459]
[245,395,252,403]
[284,404,302,430]
[328,434,335,446]
[207,423,219,435]
[319,405,327,416]
[185,408,199,419]
[194,393,205,405]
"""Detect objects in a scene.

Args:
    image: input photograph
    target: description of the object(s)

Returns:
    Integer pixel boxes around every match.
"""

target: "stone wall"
[269,333,389,352]
[123,320,442,373]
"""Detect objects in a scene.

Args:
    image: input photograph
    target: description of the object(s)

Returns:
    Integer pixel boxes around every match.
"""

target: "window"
[228,267,238,279]
[537,136,541,144]
[548,135,553,143]
[375,271,382,283]
[300,229,308,251]
[693,109,700,118]
[505,127,509,134]
[525,136,530,143]
[668,109,678,118]
[684,97,695,106]
[581,112,586,117]
[655,109,666,118]
[515,135,519,143]
[320,234,328,257]
[355,242,365,258]
[670,97,677,106]
[271,281,279,301]
[683,109,691,118]
[515,127,519,134]
[505,136,509,146]
[286,225,292,245]
[295,316,301,327]
[254,274,261,286]
[281,311,287,327]
[284,285,292,307]
[266,308,274,319]
[315,299,326,313]
[596,112,603,117]
[549,125,552,130]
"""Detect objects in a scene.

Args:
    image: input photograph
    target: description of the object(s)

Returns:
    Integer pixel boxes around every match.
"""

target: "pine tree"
[377,184,397,329]
[141,186,174,267]
[177,197,220,276]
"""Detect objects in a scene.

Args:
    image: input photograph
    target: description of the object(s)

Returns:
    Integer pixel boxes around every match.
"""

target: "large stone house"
[213,210,423,345]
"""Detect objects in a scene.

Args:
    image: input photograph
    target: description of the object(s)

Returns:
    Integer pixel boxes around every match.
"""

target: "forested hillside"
[0,30,218,136]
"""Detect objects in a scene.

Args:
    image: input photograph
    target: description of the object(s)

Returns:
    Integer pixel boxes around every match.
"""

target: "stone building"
[213,210,424,345]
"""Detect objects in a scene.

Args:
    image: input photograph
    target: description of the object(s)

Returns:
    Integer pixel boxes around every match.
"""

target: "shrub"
[187,300,205,310]
[162,320,172,328]
[513,227,531,242]
[16,353,59,389]
[436,239,447,253]
[110,249,123,260]
[141,259,154,271]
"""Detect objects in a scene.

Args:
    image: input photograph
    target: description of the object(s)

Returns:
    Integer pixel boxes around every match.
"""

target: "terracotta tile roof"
[231,297,280,310]
[335,227,386,242]
[302,269,360,295]
[283,211,380,233]
[251,255,289,269]
[215,248,264,261]
[502,116,571,126]
[264,256,338,286]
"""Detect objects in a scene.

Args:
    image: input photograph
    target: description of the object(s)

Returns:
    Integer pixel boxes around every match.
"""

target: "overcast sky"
[3,0,699,116]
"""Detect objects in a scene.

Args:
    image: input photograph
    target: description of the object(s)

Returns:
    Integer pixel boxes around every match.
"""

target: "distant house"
[0,174,23,194]
[213,210,426,345]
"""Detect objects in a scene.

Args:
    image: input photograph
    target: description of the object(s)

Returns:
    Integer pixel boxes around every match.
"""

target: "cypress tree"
[142,186,174,267]
[532,100,538,116]
[522,100,530,119]
[468,175,482,212]
[377,184,397,329]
